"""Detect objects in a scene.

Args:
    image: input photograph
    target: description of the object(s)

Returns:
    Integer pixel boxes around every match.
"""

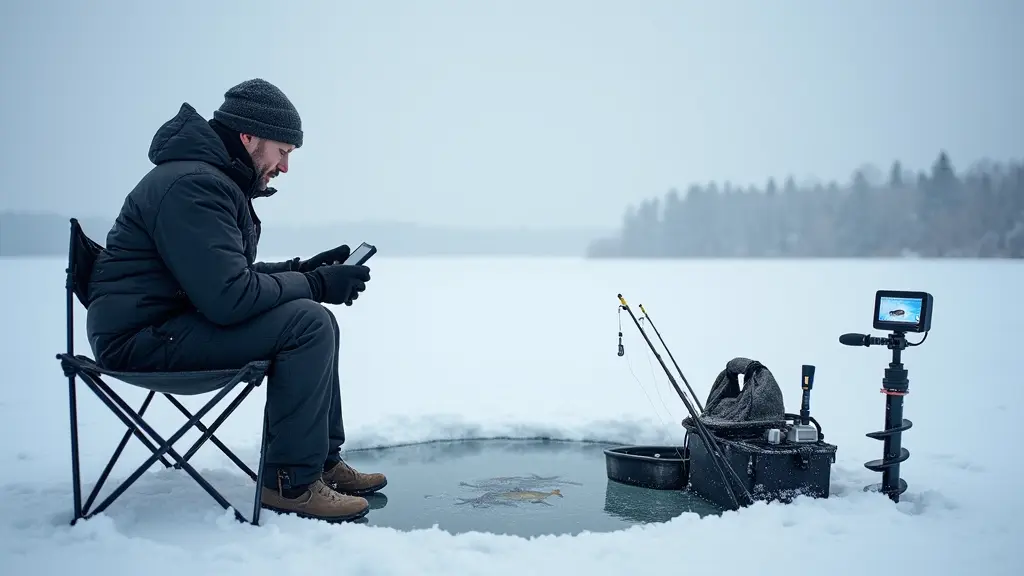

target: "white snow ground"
[0,255,1020,575]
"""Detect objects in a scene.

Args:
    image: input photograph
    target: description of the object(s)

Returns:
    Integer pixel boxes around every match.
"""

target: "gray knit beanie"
[213,78,303,148]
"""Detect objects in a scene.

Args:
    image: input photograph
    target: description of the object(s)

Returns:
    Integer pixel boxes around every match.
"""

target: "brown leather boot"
[261,477,369,523]
[322,459,387,496]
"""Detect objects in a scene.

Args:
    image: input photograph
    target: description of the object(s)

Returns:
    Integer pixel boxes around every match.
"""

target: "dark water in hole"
[341,439,723,538]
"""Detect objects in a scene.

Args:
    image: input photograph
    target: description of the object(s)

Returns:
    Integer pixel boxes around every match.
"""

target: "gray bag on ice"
[683,357,787,436]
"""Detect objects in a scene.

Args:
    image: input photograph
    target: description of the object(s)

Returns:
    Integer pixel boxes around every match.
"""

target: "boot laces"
[312,479,349,502]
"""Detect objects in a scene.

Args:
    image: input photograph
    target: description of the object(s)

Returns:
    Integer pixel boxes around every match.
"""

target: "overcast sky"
[1,0,1020,228]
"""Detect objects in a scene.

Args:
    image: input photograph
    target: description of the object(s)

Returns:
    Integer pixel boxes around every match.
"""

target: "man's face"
[241,134,294,190]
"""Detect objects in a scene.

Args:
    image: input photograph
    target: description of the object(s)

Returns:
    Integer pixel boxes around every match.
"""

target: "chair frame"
[56,218,270,526]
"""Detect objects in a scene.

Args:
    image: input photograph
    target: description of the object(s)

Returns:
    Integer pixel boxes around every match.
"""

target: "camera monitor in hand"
[343,242,377,266]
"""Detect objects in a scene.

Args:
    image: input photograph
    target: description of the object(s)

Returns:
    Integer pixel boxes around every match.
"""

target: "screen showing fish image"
[877,296,923,327]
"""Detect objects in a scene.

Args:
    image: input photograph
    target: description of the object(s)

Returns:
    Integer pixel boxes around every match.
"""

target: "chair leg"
[251,406,270,526]
[75,370,253,524]
[67,372,83,525]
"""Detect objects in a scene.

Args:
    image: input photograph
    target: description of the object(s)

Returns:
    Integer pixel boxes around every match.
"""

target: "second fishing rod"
[617,293,752,509]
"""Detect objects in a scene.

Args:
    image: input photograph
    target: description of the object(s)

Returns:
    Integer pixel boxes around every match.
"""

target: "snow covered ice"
[0,255,1021,575]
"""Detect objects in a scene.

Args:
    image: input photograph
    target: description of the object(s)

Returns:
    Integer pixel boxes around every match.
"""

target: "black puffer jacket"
[85,102,312,366]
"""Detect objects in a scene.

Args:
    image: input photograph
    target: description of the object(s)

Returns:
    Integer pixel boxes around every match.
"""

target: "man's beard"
[250,141,279,189]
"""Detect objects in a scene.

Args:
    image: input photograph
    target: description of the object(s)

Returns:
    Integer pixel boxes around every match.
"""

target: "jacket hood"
[148,103,232,168]
[147,103,278,198]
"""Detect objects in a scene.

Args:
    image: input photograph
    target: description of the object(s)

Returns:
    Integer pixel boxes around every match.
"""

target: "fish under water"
[455,488,563,507]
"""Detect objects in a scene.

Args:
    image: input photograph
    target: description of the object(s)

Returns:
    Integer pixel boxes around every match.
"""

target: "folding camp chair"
[56,218,271,526]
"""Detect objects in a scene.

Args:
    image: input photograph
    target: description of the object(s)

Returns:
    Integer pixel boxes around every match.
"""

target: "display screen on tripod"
[878,297,921,324]
[872,290,932,332]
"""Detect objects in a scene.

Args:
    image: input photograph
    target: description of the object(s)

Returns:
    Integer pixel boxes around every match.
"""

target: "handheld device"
[343,242,377,266]
[872,290,932,333]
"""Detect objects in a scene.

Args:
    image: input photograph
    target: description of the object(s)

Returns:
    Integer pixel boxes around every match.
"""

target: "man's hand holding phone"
[304,264,370,306]
[303,242,377,306]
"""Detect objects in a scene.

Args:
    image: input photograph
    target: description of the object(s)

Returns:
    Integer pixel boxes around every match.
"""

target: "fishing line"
[640,316,676,422]
[623,346,671,429]
[619,308,688,448]
[637,303,704,414]
[622,339,688,461]
[619,310,667,423]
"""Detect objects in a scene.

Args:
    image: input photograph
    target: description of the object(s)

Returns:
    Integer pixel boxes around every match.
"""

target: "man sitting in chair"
[84,78,385,523]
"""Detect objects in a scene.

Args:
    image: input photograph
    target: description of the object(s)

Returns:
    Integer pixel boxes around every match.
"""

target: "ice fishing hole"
[339,438,723,538]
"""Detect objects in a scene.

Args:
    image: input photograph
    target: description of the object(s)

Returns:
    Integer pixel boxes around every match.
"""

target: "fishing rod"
[637,303,704,414]
[617,293,752,509]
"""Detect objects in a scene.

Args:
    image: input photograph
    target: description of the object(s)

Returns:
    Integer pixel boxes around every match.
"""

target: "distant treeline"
[587,152,1024,259]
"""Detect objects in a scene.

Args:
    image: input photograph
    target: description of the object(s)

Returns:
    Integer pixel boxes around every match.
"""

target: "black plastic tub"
[604,446,689,490]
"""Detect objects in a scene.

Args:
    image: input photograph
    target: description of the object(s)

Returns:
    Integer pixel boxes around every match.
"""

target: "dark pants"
[108,299,346,488]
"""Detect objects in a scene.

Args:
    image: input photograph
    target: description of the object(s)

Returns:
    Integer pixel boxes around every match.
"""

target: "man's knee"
[277,299,335,348]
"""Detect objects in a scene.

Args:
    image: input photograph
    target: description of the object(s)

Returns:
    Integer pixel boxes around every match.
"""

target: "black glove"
[304,264,370,306]
[296,244,350,273]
